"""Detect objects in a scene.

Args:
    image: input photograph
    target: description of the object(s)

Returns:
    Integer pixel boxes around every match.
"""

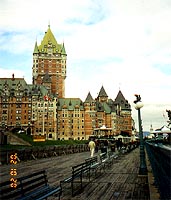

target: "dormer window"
[47,48,52,55]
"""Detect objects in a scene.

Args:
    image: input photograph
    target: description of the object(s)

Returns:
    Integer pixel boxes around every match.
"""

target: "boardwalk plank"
[0,148,150,200]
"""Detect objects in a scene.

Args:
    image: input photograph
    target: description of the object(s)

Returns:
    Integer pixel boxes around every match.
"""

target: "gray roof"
[57,98,84,111]
[0,77,31,96]
[114,90,131,110]
[0,76,48,98]
[84,92,94,102]
[98,86,108,97]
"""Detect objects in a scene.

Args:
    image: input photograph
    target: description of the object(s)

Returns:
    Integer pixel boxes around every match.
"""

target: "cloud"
[0,0,171,131]
[132,103,170,131]
[0,68,24,78]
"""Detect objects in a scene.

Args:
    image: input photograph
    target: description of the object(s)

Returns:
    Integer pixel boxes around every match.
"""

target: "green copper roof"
[0,77,30,92]
[29,84,48,96]
[33,41,39,53]
[96,101,111,114]
[39,26,58,50]
[58,98,84,111]
[34,25,66,54]
[0,75,49,98]
[61,42,66,54]
[102,102,111,114]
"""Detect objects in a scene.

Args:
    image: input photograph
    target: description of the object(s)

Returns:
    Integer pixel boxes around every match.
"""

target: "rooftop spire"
[33,41,39,53]
[85,92,94,102]
[98,85,108,97]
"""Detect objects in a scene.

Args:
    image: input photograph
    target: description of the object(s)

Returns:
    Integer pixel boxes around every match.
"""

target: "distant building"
[0,75,47,130]
[57,98,85,140]
[0,75,32,129]
[83,87,132,138]
[0,74,58,140]
[56,87,132,140]
[0,25,134,140]
[31,85,58,140]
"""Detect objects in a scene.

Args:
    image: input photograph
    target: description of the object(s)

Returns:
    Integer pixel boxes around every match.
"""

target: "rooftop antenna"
[119,82,121,90]
[48,20,50,28]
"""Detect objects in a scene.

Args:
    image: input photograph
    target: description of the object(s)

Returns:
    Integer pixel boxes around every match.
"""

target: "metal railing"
[145,141,171,200]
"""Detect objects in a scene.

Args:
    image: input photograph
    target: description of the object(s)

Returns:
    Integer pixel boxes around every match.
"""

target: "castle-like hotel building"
[0,25,134,140]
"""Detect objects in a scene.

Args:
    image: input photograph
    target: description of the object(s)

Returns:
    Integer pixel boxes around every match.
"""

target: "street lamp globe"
[134,101,144,110]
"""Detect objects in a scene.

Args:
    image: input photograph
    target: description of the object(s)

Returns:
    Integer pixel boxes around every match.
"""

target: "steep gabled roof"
[84,92,94,102]
[0,76,49,98]
[39,25,58,50]
[114,90,131,110]
[61,42,66,55]
[36,25,66,54]
[33,41,39,53]
[115,90,126,103]
[98,86,108,97]
[0,77,30,92]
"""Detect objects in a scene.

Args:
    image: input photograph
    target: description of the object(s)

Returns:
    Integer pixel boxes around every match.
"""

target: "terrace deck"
[0,148,150,200]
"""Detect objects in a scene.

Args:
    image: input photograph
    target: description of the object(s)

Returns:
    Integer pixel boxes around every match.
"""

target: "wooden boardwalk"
[0,148,150,200]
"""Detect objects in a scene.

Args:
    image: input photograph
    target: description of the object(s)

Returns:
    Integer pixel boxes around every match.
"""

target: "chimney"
[12,73,15,81]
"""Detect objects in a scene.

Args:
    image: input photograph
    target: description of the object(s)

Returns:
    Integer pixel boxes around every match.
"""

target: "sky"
[0,0,171,131]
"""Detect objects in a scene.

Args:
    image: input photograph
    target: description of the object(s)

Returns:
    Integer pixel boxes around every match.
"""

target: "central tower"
[32,25,67,98]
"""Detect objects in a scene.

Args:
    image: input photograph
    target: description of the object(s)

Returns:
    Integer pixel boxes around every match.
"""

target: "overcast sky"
[0,0,171,131]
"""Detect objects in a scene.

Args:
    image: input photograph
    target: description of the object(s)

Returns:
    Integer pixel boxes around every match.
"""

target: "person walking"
[88,139,96,157]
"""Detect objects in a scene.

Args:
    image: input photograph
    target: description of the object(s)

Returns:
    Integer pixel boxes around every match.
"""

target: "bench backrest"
[72,162,89,177]
[0,180,22,199]
[85,156,98,166]
[100,152,107,162]
[19,170,48,196]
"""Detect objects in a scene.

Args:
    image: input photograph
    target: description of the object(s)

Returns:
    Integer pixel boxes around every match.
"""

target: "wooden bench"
[85,156,101,178]
[108,151,119,164]
[60,161,90,197]
[0,170,62,200]
[100,152,111,170]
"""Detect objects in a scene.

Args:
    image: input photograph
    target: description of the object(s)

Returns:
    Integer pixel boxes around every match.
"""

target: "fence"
[145,141,171,200]
[0,144,89,165]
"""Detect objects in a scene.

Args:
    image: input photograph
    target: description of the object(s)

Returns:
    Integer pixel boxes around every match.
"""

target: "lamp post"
[134,94,147,175]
